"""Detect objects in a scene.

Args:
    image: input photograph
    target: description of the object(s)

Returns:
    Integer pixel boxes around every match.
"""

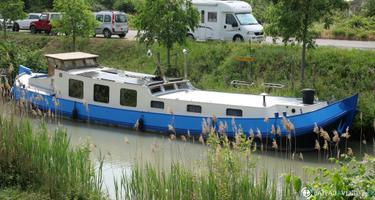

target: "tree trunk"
[166,47,171,69]
[3,21,6,40]
[301,40,306,88]
[72,31,76,51]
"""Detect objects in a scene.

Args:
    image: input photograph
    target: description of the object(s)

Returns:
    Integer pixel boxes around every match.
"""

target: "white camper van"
[188,0,264,42]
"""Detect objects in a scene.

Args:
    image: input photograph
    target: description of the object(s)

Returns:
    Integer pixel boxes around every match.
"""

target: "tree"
[362,0,375,17]
[53,0,97,51]
[266,0,347,87]
[0,0,26,40]
[135,0,199,76]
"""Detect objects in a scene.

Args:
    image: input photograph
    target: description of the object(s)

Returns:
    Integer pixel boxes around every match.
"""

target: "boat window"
[120,88,137,107]
[208,12,217,22]
[64,60,75,68]
[163,84,175,91]
[94,84,109,103]
[150,101,164,109]
[74,59,85,67]
[187,105,201,113]
[226,108,243,117]
[150,86,161,94]
[177,82,189,89]
[85,58,97,67]
[69,79,83,99]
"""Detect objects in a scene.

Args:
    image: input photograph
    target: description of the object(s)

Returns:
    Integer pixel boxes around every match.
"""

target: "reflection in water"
[40,118,373,199]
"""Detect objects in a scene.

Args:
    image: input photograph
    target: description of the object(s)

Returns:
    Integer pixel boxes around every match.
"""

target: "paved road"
[125,30,375,50]
[264,36,375,50]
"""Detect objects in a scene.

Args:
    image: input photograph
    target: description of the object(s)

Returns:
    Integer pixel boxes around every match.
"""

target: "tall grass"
[114,130,287,200]
[0,116,105,199]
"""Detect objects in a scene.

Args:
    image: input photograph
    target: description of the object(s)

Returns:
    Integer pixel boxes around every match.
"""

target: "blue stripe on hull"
[11,86,358,140]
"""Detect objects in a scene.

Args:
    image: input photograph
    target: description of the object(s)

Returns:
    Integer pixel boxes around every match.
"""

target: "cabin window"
[69,79,83,99]
[150,86,161,94]
[187,105,201,113]
[201,10,205,23]
[177,82,189,89]
[75,59,85,67]
[151,101,164,109]
[163,84,175,91]
[208,12,217,22]
[104,15,111,23]
[64,60,74,68]
[120,88,137,107]
[94,84,109,103]
[85,58,97,67]
[226,108,243,117]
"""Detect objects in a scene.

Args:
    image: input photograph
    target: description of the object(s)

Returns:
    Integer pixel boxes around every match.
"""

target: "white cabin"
[189,0,264,42]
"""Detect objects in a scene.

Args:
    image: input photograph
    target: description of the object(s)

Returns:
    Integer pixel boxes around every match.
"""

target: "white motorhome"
[188,0,264,42]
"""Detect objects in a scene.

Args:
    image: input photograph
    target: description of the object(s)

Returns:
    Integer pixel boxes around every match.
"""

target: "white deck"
[159,90,305,108]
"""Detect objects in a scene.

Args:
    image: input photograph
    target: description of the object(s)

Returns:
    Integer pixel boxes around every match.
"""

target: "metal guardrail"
[263,82,285,89]
[230,80,254,87]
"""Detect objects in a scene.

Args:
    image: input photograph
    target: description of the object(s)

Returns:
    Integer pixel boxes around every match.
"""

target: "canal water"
[40,118,373,199]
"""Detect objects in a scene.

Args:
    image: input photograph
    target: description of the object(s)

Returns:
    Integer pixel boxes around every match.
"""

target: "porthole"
[291,108,296,113]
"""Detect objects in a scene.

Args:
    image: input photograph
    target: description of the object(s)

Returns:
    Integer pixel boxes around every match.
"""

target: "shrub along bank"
[2,33,375,135]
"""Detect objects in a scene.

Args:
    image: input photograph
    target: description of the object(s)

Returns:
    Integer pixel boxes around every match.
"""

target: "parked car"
[13,13,42,32]
[30,12,61,34]
[94,11,128,38]
[0,14,13,30]
[188,0,264,42]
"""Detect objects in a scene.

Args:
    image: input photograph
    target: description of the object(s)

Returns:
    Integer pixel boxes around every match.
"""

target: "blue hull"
[11,86,358,150]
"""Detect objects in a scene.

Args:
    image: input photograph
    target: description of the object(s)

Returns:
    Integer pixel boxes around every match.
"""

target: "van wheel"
[13,23,20,32]
[233,35,244,42]
[118,34,125,38]
[187,34,195,41]
[103,29,112,38]
[30,26,37,34]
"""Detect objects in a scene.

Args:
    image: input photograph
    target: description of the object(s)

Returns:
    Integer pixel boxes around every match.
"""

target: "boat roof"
[159,90,305,108]
[45,52,98,61]
[68,67,158,85]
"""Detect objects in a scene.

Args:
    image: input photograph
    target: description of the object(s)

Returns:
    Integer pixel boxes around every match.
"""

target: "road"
[124,30,375,50]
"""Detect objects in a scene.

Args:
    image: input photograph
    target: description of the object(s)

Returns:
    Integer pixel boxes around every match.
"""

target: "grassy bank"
[0,112,105,199]
[2,32,375,134]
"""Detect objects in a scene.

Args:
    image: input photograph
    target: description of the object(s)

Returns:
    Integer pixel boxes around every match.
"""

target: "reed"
[116,130,283,200]
[0,116,105,199]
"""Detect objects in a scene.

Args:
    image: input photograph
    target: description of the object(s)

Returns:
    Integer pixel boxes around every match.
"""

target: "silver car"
[94,11,128,38]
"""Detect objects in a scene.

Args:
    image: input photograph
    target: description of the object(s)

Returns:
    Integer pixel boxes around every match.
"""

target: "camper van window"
[96,15,103,22]
[94,84,110,103]
[208,12,217,22]
[120,89,137,107]
[226,108,243,117]
[226,14,237,26]
[104,15,111,22]
[235,13,258,25]
[201,10,205,23]
[69,79,84,99]
[187,105,202,113]
[115,14,126,23]
[151,101,164,109]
